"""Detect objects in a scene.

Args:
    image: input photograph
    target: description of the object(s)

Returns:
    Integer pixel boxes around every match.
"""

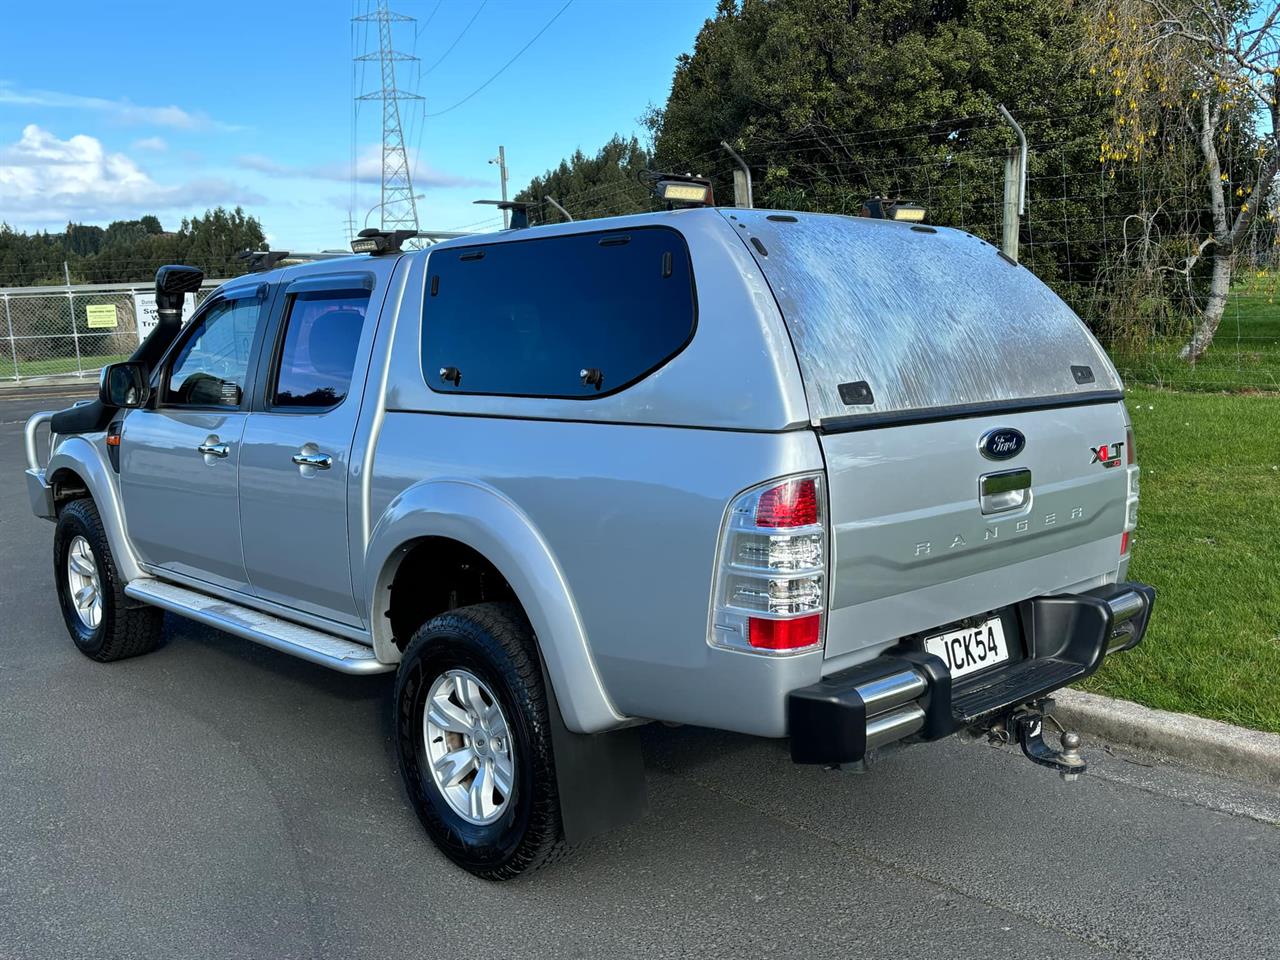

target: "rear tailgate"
[725,209,1130,660]
[819,402,1128,659]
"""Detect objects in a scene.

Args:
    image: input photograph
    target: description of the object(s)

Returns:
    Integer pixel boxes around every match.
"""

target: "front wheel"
[393,602,566,879]
[53,497,163,662]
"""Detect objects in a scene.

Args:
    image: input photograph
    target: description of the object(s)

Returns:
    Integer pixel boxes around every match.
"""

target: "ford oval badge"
[979,427,1026,461]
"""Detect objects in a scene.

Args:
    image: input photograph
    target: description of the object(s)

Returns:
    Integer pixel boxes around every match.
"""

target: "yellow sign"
[86,304,118,329]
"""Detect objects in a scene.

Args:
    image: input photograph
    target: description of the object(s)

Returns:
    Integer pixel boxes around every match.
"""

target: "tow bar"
[992,699,1087,781]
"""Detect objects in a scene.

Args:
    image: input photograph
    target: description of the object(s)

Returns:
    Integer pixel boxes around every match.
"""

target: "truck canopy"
[724,209,1122,426]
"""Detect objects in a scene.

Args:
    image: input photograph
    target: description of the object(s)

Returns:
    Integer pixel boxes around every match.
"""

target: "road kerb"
[1054,689,1280,789]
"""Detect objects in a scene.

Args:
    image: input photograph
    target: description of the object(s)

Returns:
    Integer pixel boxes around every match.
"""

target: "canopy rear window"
[422,226,695,399]
[727,210,1121,425]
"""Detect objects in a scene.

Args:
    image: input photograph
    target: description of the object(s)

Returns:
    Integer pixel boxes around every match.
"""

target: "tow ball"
[991,700,1087,781]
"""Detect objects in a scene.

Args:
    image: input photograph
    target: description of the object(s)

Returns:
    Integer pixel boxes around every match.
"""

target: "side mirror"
[99,362,150,409]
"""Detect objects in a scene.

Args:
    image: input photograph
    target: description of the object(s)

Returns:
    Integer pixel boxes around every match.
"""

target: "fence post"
[721,140,754,209]
[1002,149,1021,262]
[67,288,82,377]
[997,104,1028,263]
[3,293,18,382]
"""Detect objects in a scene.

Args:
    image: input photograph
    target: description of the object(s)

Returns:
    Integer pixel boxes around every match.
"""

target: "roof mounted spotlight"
[651,172,715,208]
[473,199,536,229]
[351,228,417,255]
[238,249,292,273]
[860,197,927,223]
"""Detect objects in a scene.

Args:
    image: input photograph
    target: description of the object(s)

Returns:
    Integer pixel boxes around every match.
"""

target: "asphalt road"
[2,389,1278,960]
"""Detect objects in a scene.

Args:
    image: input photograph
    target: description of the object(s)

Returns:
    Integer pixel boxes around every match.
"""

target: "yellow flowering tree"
[1083,0,1280,361]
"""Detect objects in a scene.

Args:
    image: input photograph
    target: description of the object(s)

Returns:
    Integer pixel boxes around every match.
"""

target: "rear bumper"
[787,581,1156,765]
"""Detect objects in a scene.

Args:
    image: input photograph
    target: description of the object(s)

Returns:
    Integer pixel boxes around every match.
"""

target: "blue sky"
[0,0,715,249]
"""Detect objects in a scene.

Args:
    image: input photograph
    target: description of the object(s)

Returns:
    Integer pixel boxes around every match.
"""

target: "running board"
[124,579,393,675]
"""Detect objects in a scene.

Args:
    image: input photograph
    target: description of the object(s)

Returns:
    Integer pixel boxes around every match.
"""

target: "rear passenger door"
[238,274,375,626]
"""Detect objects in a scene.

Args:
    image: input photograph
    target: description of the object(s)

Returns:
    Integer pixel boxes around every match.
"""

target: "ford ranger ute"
[23,206,1154,879]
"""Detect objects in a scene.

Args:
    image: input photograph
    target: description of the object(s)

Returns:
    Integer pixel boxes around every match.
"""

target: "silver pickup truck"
[24,207,1154,879]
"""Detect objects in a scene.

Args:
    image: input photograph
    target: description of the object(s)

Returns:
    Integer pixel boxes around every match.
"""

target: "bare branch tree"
[1082,0,1280,361]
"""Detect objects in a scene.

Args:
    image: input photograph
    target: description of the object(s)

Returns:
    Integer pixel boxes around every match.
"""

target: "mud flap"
[540,654,648,845]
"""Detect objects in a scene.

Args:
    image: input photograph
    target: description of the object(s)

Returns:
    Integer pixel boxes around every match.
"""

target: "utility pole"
[489,146,510,229]
[354,1,423,234]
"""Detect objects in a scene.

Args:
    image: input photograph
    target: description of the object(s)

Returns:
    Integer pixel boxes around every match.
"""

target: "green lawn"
[1110,273,1280,392]
[1082,385,1280,732]
[8,352,126,379]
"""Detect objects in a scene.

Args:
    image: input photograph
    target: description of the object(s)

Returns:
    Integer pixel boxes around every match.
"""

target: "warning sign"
[86,304,119,329]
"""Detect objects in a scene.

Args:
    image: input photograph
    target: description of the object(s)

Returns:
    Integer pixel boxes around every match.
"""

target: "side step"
[124,579,394,675]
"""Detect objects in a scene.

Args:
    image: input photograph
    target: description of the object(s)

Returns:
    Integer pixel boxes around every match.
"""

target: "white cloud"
[0,124,263,226]
[238,144,491,190]
[0,82,237,131]
[132,136,168,152]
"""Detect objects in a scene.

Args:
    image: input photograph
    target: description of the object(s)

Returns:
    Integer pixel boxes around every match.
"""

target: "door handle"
[979,468,1031,514]
[292,452,332,470]
[197,442,230,458]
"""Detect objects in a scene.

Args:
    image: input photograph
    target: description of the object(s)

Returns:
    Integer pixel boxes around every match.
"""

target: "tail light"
[1122,426,1139,557]
[709,475,827,655]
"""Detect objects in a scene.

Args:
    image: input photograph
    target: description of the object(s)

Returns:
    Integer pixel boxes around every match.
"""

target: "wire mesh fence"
[546,108,1280,394]
[7,108,1277,393]
[0,283,219,383]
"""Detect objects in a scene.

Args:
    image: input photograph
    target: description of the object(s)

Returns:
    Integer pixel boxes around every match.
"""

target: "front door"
[120,287,270,592]
[238,277,375,626]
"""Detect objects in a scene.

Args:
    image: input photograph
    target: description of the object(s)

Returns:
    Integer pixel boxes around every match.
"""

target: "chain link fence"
[0,282,220,383]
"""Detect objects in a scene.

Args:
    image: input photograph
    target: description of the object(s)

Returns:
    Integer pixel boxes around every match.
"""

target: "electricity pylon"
[354,1,422,233]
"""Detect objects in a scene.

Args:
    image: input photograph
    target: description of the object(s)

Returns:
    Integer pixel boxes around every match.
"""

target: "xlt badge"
[1090,441,1125,468]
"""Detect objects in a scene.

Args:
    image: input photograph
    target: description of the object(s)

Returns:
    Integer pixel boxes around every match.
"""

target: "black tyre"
[53,497,164,662]
[394,602,566,879]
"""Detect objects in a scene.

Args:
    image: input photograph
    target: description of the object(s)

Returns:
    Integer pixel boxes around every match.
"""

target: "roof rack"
[237,249,353,273]
[350,228,479,255]
[473,199,536,229]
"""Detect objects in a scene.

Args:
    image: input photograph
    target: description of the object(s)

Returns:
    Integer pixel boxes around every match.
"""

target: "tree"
[644,0,1118,314]
[0,208,267,287]
[514,136,655,223]
[1081,0,1280,361]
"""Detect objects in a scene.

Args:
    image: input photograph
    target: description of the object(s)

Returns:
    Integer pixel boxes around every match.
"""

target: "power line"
[424,0,487,74]
[425,0,574,118]
[416,0,443,37]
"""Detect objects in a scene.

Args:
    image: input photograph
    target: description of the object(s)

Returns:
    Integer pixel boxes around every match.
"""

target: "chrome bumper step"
[124,579,393,675]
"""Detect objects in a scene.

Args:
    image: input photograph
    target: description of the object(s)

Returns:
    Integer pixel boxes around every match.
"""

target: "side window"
[423,226,696,398]
[270,290,370,409]
[166,295,263,407]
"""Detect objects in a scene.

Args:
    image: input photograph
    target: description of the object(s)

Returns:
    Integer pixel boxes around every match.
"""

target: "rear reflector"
[755,478,819,528]
[748,614,821,651]
[1120,531,1130,556]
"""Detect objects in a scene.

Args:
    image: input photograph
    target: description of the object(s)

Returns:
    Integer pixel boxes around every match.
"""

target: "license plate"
[925,617,1010,679]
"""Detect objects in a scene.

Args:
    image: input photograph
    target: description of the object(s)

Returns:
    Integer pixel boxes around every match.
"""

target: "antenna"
[354,1,423,235]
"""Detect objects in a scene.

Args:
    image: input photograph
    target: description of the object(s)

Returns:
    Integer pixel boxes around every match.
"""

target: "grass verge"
[8,353,125,380]
[1082,385,1280,733]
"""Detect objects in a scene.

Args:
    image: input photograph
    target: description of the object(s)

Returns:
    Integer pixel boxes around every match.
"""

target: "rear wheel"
[53,497,163,662]
[394,602,566,879]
